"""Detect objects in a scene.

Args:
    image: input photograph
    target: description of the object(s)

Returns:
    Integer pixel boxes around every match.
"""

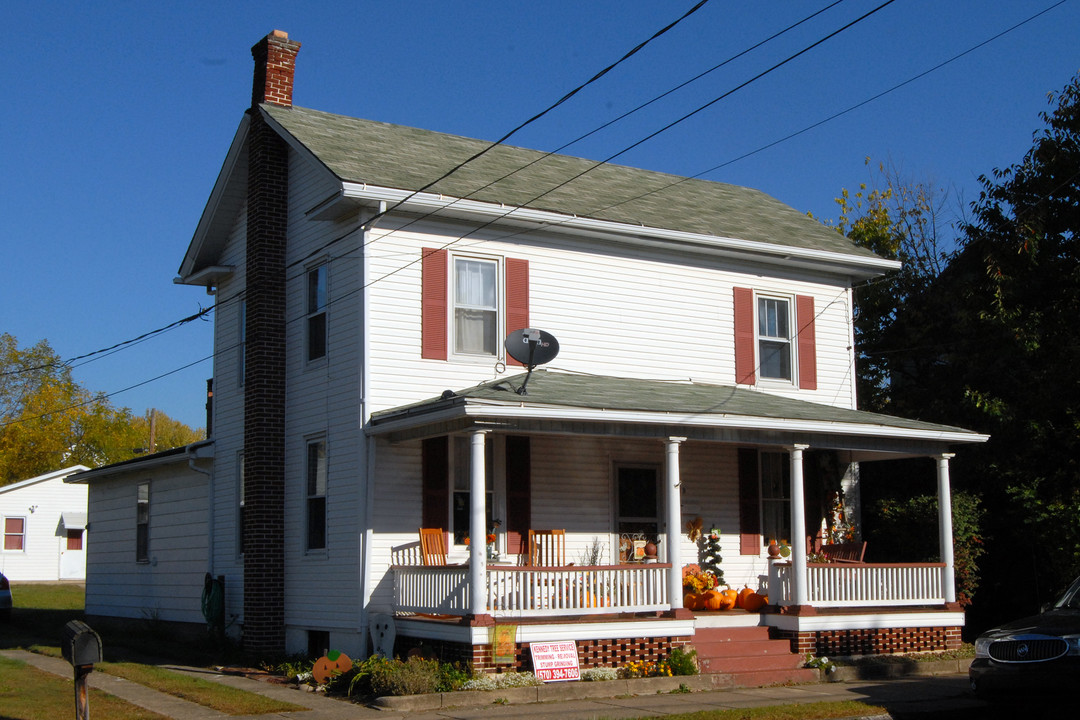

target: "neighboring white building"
[1,466,90,581]
[73,31,987,673]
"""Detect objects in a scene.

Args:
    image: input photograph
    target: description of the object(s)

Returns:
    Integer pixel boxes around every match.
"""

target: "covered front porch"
[368,371,986,666]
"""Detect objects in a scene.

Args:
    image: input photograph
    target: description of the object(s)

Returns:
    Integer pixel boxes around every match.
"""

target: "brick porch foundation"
[395,634,692,673]
[771,625,963,656]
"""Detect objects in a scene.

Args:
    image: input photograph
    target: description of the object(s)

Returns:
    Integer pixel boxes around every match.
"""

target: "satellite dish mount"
[503,328,560,395]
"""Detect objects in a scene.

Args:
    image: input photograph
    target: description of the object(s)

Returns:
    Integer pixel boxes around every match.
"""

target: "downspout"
[187,443,215,576]
[359,201,385,655]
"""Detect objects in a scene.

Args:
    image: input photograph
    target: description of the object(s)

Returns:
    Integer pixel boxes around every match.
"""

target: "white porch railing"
[768,562,948,608]
[392,564,671,618]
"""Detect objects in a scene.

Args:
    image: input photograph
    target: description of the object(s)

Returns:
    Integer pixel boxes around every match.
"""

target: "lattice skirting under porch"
[395,634,692,674]
[771,626,963,656]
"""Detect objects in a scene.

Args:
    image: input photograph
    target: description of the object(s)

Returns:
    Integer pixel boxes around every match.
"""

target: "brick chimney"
[243,30,296,656]
[250,30,301,108]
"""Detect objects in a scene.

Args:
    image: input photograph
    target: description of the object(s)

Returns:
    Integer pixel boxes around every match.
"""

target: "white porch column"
[936,453,957,604]
[789,444,810,607]
[469,430,489,616]
[665,437,687,608]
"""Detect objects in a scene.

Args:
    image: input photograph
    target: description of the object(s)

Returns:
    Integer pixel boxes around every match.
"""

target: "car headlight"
[974,637,994,659]
[1065,635,1080,656]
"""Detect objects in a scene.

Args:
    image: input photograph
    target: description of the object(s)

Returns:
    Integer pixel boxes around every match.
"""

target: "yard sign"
[529,640,580,682]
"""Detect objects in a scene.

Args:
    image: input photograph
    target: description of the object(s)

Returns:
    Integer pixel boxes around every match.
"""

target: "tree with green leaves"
[851,73,1080,625]
[0,333,202,484]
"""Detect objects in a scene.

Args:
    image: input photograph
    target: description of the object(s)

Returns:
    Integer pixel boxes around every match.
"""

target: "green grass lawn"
[1,583,304,716]
[0,654,169,720]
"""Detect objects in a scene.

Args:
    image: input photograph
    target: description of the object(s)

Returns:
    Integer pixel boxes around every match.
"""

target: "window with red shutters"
[733,287,817,390]
[422,250,529,362]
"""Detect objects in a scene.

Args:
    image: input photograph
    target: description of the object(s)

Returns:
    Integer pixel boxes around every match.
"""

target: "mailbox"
[62,620,103,667]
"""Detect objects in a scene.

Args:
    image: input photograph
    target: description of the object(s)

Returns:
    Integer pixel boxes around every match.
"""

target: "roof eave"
[368,397,988,445]
[338,182,899,280]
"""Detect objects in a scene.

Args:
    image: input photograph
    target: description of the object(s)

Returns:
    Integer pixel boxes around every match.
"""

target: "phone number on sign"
[538,667,580,681]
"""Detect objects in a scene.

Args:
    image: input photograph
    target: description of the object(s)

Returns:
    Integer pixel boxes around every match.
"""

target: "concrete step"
[692,624,814,688]
[700,652,806,674]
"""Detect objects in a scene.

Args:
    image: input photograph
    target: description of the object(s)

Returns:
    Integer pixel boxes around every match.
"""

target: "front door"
[616,465,660,561]
[59,529,85,580]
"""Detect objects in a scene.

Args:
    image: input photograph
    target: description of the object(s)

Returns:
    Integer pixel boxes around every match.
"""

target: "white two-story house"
[72,31,987,679]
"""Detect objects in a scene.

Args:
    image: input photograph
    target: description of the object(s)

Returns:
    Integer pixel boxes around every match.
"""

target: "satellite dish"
[503,328,559,395]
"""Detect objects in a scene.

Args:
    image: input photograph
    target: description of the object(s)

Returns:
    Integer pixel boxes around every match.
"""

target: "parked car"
[0,571,12,621]
[970,573,1080,695]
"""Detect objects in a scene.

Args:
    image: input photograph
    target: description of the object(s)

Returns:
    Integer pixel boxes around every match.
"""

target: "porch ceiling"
[368,370,987,457]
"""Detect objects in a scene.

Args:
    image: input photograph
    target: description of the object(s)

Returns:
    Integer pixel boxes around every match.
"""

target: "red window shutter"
[796,295,817,390]
[733,287,756,385]
[421,436,449,532]
[421,248,448,360]
[738,448,761,555]
[505,258,530,367]
[504,435,531,555]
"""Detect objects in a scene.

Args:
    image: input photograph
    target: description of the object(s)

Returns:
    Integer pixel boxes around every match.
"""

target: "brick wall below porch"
[395,634,692,674]
[771,626,963,656]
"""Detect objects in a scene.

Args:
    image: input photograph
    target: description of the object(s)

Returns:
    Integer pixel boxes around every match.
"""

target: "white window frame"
[449,254,502,361]
[306,263,328,363]
[305,437,327,552]
[3,516,26,552]
[756,293,796,385]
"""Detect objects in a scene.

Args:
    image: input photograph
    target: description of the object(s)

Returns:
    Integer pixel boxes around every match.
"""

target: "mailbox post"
[62,620,103,720]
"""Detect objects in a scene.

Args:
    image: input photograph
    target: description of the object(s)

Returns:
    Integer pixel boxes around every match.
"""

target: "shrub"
[581,667,619,681]
[666,647,698,676]
[368,657,442,696]
[461,671,541,690]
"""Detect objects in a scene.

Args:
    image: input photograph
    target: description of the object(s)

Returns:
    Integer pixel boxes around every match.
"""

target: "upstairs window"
[757,296,792,381]
[422,249,529,362]
[307,265,328,362]
[734,288,817,390]
[136,483,150,562]
[306,440,327,551]
[453,258,499,356]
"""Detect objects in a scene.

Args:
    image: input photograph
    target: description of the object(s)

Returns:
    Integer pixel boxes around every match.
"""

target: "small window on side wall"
[306,440,327,551]
[136,482,150,562]
[307,265,327,362]
[3,517,26,551]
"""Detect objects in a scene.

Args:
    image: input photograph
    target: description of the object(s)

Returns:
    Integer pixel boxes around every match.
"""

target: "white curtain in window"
[454,259,496,354]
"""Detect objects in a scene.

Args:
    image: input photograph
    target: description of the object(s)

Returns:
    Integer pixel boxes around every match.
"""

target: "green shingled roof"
[263,104,882,261]
[370,370,980,438]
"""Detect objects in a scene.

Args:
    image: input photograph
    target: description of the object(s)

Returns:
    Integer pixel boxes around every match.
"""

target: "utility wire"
[12,2,1066,406]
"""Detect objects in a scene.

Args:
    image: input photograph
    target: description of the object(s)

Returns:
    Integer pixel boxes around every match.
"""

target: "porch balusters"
[789,444,810,607]
[469,430,489,617]
[665,437,686,609]
[936,453,957,605]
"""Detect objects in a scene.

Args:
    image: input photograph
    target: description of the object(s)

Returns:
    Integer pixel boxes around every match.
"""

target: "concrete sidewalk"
[3,648,989,719]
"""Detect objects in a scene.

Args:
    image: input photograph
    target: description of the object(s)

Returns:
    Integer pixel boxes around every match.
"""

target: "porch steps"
[692,626,818,687]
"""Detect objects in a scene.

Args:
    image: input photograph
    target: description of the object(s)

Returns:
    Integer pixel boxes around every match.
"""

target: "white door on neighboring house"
[59,512,87,580]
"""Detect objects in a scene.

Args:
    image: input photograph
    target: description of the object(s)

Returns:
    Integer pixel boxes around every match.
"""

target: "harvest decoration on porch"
[464,519,501,559]
[698,528,724,587]
[682,563,719,610]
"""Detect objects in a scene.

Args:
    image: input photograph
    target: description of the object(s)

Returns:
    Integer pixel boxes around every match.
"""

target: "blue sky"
[4,1,1078,431]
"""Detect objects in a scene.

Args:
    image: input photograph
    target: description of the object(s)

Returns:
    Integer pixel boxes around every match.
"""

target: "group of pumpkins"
[684,584,768,612]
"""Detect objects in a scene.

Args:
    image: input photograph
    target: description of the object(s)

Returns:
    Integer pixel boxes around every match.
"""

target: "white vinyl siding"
[363,216,855,415]
[0,468,89,581]
[83,466,209,625]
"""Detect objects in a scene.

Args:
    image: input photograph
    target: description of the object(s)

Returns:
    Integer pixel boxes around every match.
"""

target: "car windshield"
[1052,575,1080,609]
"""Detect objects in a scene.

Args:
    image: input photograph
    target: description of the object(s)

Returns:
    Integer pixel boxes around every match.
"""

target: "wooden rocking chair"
[418,528,449,566]
[527,529,568,567]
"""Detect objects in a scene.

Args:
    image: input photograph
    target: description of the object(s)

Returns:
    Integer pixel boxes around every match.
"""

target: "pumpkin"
[683,592,700,610]
[742,592,768,612]
[702,589,723,611]
[718,587,738,610]
[736,585,755,609]
[312,650,353,684]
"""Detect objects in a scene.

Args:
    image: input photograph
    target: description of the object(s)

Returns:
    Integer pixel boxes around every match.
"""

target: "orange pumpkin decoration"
[683,592,700,610]
[312,650,353,684]
[719,587,738,610]
[742,592,768,612]
[736,585,755,609]
[702,589,723,611]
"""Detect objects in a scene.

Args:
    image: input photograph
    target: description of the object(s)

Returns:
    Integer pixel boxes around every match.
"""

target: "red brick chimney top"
[251,30,301,109]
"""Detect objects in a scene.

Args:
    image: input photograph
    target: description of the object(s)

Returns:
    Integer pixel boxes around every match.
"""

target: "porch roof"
[368,370,987,457]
